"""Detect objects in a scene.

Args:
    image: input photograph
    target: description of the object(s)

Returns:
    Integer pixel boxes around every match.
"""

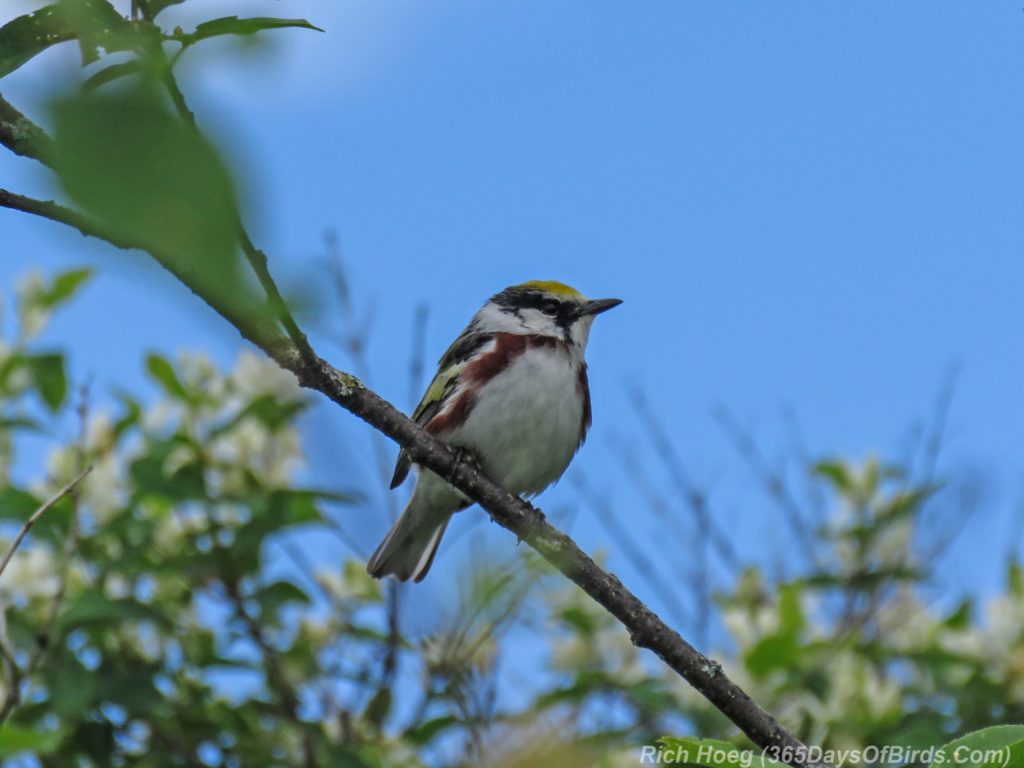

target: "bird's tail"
[366,487,453,583]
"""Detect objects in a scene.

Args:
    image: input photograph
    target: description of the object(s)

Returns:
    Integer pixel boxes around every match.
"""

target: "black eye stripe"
[494,289,577,322]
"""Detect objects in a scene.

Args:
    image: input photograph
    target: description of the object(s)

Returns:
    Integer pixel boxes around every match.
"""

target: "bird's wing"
[390,330,494,488]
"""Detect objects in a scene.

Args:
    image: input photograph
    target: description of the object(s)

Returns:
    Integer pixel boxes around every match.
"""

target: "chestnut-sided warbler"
[367,280,621,582]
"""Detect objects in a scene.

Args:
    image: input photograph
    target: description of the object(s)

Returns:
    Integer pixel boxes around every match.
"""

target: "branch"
[0,94,52,163]
[269,352,827,765]
[0,187,290,361]
[0,466,92,581]
[0,464,92,724]
[0,98,829,768]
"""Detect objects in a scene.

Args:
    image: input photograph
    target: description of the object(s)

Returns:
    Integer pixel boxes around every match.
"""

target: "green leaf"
[777,583,804,635]
[210,393,308,437]
[745,633,800,678]
[232,489,324,569]
[39,267,93,309]
[813,460,852,492]
[559,605,599,635]
[0,486,74,542]
[129,437,206,501]
[0,416,45,433]
[876,487,934,524]
[145,353,190,402]
[56,591,174,635]
[933,726,1024,768]
[255,579,310,618]
[404,715,458,746]
[82,58,142,92]
[25,353,68,411]
[50,86,259,325]
[363,686,391,730]
[1010,560,1024,596]
[0,725,62,757]
[0,5,74,79]
[174,16,323,47]
[59,0,138,66]
[42,652,98,718]
[944,599,973,629]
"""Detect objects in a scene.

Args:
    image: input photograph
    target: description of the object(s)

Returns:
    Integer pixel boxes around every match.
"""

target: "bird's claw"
[447,447,481,485]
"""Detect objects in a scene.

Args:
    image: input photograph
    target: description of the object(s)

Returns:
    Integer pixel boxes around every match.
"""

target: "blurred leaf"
[933,726,1024,768]
[558,604,599,636]
[0,416,44,433]
[363,686,391,730]
[145,353,191,402]
[745,634,800,679]
[341,558,381,602]
[876,487,934,524]
[41,267,93,308]
[129,436,206,501]
[1010,560,1023,596]
[58,0,138,66]
[945,599,973,629]
[173,16,323,47]
[777,583,804,635]
[813,460,851,492]
[94,656,167,714]
[56,591,174,634]
[0,487,37,522]
[0,725,62,757]
[404,714,458,746]
[0,5,74,79]
[82,58,142,92]
[231,490,326,568]
[255,579,310,618]
[24,353,68,411]
[0,485,75,543]
[210,392,308,437]
[50,85,257,323]
[43,652,97,718]
[535,670,613,708]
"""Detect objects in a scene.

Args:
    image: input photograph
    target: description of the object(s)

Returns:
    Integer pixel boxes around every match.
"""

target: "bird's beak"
[581,298,623,316]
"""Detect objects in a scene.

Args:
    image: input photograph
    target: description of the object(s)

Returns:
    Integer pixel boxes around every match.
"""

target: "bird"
[366,280,621,582]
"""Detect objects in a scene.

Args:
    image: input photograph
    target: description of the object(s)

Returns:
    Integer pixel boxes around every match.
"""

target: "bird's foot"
[447,447,482,485]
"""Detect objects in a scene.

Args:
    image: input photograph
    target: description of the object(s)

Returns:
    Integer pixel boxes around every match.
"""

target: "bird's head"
[474,280,622,350]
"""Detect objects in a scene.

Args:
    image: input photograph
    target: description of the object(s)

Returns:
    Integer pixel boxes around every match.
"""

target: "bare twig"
[571,472,691,628]
[630,391,739,569]
[26,386,92,675]
[715,407,820,569]
[0,466,92,581]
[604,431,708,639]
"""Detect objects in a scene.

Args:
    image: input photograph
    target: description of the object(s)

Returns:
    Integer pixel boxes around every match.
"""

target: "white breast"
[448,344,585,497]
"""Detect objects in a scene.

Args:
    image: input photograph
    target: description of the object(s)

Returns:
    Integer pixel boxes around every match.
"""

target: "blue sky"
[2,0,1023,639]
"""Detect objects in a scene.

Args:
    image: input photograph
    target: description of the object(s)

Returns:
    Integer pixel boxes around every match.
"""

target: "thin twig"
[571,472,691,629]
[630,391,739,569]
[26,385,92,674]
[715,406,820,569]
[0,466,92,581]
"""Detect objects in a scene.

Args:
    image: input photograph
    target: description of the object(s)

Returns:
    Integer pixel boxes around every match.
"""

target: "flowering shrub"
[0,269,1019,767]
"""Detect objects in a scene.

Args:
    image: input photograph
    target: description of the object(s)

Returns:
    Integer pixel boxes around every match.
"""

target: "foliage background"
[0,1,1022,766]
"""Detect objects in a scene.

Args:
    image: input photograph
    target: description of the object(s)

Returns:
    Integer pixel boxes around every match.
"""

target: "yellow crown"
[515,280,581,297]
